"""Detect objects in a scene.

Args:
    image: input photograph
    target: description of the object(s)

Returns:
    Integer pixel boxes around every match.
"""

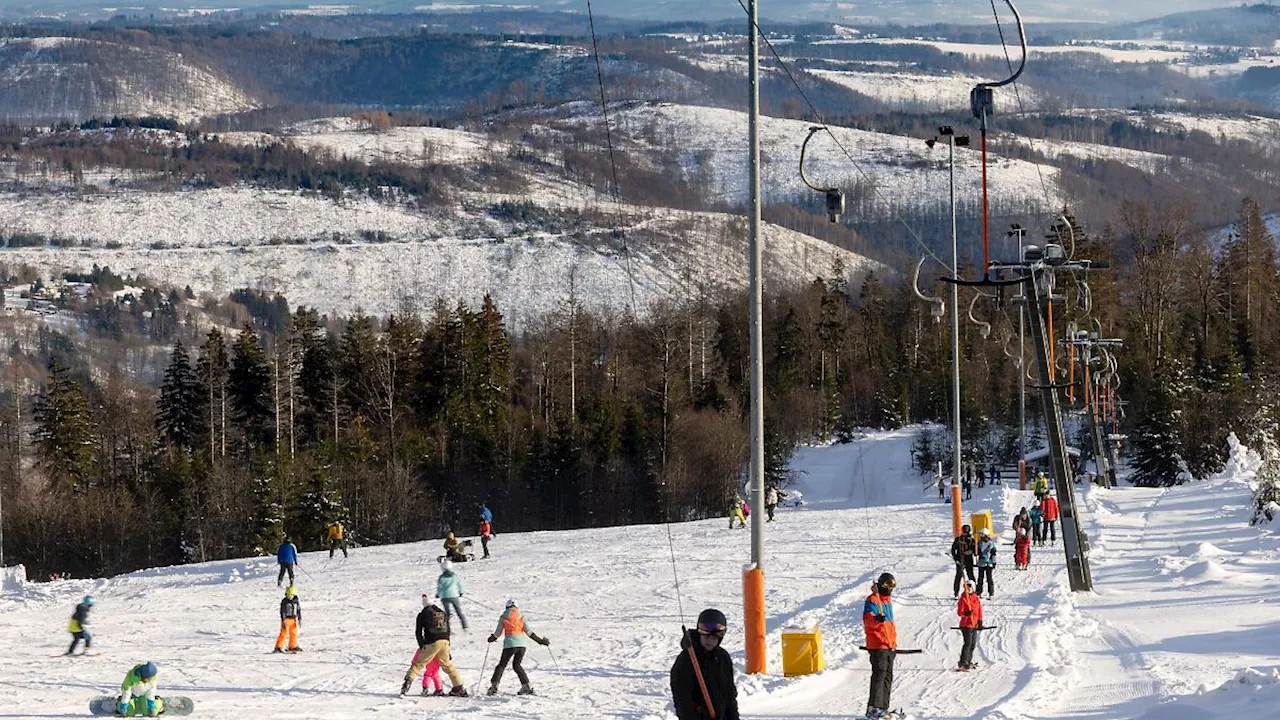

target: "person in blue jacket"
[277,536,299,587]
[479,504,493,526]
[436,559,468,631]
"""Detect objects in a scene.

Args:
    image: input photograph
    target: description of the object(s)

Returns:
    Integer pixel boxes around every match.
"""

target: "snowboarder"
[116,661,161,717]
[402,595,468,696]
[486,598,551,696]
[478,517,492,559]
[436,559,467,631]
[1014,527,1031,570]
[1033,471,1050,501]
[274,585,302,653]
[729,496,746,529]
[66,595,94,655]
[976,528,997,598]
[766,485,779,522]
[956,580,983,671]
[862,572,898,720]
[276,536,299,587]
[950,525,977,598]
[1040,495,1060,543]
[1029,505,1044,546]
[670,608,740,720]
[442,531,471,563]
[326,521,348,559]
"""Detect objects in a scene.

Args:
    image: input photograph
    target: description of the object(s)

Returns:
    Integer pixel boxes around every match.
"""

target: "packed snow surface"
[6,428,1280,717]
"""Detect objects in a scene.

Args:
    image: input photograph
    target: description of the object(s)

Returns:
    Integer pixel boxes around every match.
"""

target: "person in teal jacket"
[435,559,467,631]
[116,661,162,717]
[486,599,550,696]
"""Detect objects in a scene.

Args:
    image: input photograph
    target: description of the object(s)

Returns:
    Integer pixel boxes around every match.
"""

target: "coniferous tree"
[32,357,96,491]
[157,342,200,452]
[196,329,230,460]
[229,324,274,453]
[1128,378,1186,487]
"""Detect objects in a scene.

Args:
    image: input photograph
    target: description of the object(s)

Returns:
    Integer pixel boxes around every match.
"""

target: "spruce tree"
[229,324,273,453]
[157,342,200,452]
[196,329,230,460]
[1129,382,1186,487]
[32,357,96,490]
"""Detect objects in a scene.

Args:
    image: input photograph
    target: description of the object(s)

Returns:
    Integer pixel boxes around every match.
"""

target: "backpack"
[426,605,448,635]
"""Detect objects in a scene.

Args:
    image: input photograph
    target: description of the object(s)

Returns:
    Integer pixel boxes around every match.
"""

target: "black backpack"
[426,605,448,635]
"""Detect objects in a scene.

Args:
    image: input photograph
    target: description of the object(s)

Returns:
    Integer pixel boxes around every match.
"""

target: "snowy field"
[5,428,1280,718]
[808,69,1043,112]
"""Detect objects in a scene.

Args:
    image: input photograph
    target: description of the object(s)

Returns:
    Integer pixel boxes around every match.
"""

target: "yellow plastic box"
[970,510,994,537]
[781,627,825,677]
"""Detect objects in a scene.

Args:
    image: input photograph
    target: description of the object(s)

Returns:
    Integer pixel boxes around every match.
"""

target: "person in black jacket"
[401,596,468,697]
[670,608,739,720]
[66,595,95,655]
[950,525,977,598]
[273,586,302,653]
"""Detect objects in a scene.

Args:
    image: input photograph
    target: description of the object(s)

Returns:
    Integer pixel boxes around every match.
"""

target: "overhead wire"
[988,0,1054,215]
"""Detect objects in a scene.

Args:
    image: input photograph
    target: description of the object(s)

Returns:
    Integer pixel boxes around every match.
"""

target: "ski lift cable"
[988,0,1054,214]
[732,0,951,273]
[585,0,640,319]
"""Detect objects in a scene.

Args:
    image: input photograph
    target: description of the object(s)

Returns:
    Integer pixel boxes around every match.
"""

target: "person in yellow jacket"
[729,496,746,529]
[327,521,348,559]
[1032,472,1050,501]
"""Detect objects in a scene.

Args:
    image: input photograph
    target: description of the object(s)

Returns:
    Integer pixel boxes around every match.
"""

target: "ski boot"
[486,684,499,696]
[288,646,303,653]
[448,686,469,697]
[518,685,536,696]
[272,647,284,654]
[433,689,445,697]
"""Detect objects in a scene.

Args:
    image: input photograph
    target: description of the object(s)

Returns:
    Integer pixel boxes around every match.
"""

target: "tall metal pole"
[1018,305,1026,461]
[743,0,768,676]
[949,138,962,500]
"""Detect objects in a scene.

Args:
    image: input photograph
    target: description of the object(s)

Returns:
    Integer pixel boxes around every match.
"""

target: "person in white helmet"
[486,599,550,696]
[436,559,467,631]
[976,527,998,598]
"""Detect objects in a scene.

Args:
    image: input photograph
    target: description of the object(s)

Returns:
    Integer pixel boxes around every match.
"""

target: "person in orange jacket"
[1040,495,1060,544]
[956,580,983,671]
[862,572,897,720]
[478,518,492,559]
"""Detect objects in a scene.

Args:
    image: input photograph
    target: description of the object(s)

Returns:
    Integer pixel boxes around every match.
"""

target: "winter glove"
[874,614,886,623]
[488,634,498,643]
[963,610,973,617]
[538,636,551,647]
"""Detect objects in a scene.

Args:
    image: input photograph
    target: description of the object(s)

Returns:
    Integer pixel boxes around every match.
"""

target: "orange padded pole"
[743,565,766,675]
[952,483,963,536]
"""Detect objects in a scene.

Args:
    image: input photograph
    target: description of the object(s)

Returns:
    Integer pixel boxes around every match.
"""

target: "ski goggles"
[696,622,727,638]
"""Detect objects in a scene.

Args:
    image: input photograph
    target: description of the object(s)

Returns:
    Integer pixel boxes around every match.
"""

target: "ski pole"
[474,642,492,696]
[298,564,315,581]
[546,645,563,679]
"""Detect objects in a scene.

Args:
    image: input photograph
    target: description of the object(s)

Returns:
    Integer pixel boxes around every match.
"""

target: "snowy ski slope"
[5,428,1280,718]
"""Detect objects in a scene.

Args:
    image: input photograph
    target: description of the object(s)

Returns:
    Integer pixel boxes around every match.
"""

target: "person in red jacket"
[1014,527,1031,570]
[956,580,983,671]
[1040,495,1060,544]
[862,573,898,720]
[478,518,492,559]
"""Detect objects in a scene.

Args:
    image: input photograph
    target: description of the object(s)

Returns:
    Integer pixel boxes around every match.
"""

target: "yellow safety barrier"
[781,627,825,677]
[970,510,994,537]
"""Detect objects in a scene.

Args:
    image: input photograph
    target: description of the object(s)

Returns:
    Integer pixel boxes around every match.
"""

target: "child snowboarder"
[670,608,739,720]
[327,521,348,559]
[956,580,983,671]
[402,596,468,696]
[436,559,467,631]
[276,536,299,587]
[862,572,898,720]
[116,661,161,717]
[976,528,997,598]
[66,595,94,655]
[728,496,746,529]
[487,599,551,696]
[1014,527,1031,570]
[274,585,302,653]
[478,516,492,559]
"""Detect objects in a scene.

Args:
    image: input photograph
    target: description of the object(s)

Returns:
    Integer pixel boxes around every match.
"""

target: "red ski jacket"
[1041,496,1060,521]
[957,590,983,629]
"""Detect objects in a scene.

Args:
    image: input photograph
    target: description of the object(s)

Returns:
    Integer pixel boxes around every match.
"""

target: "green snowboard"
[89,696,194,716]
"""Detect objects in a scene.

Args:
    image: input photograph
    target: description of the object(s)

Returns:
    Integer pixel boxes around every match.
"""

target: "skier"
[728,496,746,529]
[401,595,468,696]
[743,499,752,521]
[1033,471,1050,501]
[962,474,972,501]
[766,485,779,522]
[976,528,997,598]
[862,572,898,720]
[670,608,740,720]
[326,520,348,559]
[66,595,94,655]
[1014,527,1031,570]
[976,465,986,488]
[1040,494,1060,543]
[276,535,299,587]
[436,559,468,631]
[478,516,492,559]
[956,580,983,671]
[417,653,444,696]
[274,585,302,653]
[1012,507,1030,537]
[949,525,977,598]
[486,598,551,696]
[116,661,161,717]
[1029,504,1044,546]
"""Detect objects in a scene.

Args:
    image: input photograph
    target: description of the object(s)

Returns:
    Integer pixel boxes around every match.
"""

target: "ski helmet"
[441,559,454,572]
[876,572,897,595]
[285,586,297,598]
[505,598,517,609]
[961,524,971,534]
[138,662,157,679]
[83,595,95,606]
[980,527,991,537]
[695,608,728,636]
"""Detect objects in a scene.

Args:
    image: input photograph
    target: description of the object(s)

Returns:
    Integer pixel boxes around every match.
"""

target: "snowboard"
[90,696,194,716]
